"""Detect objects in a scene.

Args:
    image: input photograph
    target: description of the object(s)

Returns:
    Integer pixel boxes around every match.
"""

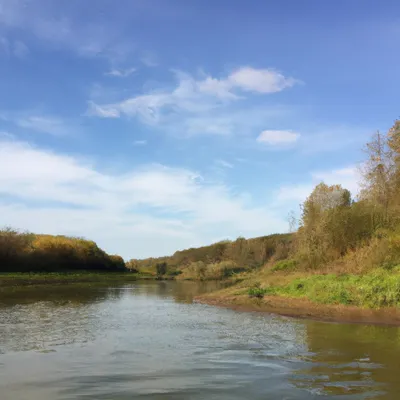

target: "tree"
[287,210,298,233]
[360,130,393,224]
[156,262,167,276]
[388,120,400,205]
[298,183,352,268]
[301,182,351,226]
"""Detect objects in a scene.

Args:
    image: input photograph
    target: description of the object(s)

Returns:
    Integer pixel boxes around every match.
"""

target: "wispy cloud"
[140,51,158,67]
[0,37,29,58]
[133,139,147,145]
[1,111,80,136]
[105,67,136,78]
[0,0,134,61]
[89,67,297,119]
[257,130,300,145]
[12,39,29,58]
[0,131,15,139]
[88,67,298,137]
[16,116,70,136]
[0,138,287,257]
[215,159,234,169]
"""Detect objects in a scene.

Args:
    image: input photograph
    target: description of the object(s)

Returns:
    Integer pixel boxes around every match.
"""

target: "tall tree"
[360,130,394,225]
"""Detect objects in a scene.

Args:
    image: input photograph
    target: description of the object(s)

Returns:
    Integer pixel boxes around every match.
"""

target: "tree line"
[127,233,294,279]
[0,228,126,273]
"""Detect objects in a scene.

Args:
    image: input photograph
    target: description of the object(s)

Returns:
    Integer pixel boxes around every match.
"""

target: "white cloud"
[105,67,136,78]
[88,68,297,136]
[313,167,360,197]
[196,76,239,100]
[229,67,297,93]
[257,130,300,145]
[0,139,287,258]
[86,102,121,118]
[16,116,70,136]
[215,159,233,169]
[133,140,147,146]
[277,166,360,204]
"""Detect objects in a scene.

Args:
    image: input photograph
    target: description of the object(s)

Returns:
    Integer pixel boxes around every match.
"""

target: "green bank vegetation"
[247,268,400,308]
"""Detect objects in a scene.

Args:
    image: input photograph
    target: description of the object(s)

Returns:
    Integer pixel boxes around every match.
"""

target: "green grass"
[247,267,400,308]
[0,271,153,287]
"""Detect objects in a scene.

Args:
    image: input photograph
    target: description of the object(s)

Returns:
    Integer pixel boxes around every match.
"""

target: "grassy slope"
[196,265,400,324]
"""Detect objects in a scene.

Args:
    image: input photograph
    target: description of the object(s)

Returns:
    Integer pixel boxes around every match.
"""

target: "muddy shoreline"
[195,294,400,326]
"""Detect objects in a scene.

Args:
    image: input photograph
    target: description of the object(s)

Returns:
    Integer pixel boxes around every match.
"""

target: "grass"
[0,271,154,287]
[247,267,400,308]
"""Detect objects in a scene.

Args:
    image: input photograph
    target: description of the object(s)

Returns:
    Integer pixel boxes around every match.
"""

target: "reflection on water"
[292,322,400,399]
[1,281,400,399]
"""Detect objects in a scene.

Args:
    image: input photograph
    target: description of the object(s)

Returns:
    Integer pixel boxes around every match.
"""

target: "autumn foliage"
[0,228,126,272]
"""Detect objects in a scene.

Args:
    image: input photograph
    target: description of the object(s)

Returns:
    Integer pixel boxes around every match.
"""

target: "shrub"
[248,286,269,298]
[271,259,297,272]
[156,262,167,276]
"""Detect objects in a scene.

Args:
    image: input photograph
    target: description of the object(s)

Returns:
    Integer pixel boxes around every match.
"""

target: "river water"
[1,281,400,399]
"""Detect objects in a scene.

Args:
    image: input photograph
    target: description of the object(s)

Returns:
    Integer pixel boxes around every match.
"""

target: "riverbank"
[195,268,400,326]
[0,272,154,287]
[196,292,400,326]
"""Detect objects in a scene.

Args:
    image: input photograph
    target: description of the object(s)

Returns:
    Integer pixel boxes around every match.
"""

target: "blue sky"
[0,0,399,259]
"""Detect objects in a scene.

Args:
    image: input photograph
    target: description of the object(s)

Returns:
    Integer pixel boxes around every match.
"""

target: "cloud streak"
[0,138,287,258]
[105,67,136,78]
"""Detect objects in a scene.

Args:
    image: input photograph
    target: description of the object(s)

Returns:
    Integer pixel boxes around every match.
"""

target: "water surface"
[1,281,400,399]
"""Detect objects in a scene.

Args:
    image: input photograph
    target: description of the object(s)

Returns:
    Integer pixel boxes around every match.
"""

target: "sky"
[0,0,399,260]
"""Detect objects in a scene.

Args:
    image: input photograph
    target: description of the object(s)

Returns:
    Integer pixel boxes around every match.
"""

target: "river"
[1,281,400,399]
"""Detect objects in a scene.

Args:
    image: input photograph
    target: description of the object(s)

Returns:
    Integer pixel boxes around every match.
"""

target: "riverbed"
[1,281,399,399]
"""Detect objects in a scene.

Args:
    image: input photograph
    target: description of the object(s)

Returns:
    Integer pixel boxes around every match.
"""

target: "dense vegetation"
[127,233,293,279]
[0,228,126,273]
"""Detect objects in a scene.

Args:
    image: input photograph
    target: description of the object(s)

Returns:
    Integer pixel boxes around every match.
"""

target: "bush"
[271,259,297,272]
[248,286,268,298]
